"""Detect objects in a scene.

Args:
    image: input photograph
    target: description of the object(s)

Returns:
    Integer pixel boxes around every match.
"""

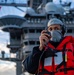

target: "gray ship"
[0,0,74,75]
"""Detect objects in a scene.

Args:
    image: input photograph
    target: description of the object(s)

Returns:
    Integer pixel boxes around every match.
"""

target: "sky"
[0,0,74,75]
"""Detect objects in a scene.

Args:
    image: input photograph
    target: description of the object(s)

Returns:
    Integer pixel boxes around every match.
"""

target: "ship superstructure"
[22,2,74,56]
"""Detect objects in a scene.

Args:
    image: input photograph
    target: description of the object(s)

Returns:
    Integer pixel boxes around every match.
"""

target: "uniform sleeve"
[23,46,43,74]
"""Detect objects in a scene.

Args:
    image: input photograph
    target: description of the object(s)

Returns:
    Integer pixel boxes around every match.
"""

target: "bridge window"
[24,42,28,45]
[36,29,42,33]
[29,41,35,45]
[67,29,72,33]
[36,41,40,44]
[24,29,28,33]
[29,29,35,33]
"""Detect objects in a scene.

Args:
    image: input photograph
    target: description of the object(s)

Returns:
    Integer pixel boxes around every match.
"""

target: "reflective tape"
[54,52,63,65]
[44,57,52,66]
[44,52,63,66]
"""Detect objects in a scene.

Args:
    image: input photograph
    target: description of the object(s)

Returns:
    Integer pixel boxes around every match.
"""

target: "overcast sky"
[0,0,74,75]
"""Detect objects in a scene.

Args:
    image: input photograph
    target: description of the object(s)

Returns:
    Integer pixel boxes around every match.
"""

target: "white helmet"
[47,18,66,35]
[47,18,63,27]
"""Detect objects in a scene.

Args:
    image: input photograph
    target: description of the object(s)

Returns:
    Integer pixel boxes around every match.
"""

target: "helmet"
[47,18,66,35]
[47,18,63,26]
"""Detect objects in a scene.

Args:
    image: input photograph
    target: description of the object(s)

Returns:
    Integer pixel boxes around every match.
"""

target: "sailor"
[23,18,74,75]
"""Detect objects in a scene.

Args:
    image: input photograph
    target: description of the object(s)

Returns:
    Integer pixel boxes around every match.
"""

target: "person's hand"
[39,30,51,51]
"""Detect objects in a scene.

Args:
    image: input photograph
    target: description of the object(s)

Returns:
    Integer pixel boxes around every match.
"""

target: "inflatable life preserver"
[38,36,74,75]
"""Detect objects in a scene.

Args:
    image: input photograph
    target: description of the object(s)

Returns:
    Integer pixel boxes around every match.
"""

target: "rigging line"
[14,6,25,12]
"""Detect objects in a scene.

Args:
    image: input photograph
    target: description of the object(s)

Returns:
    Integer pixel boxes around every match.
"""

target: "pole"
[16,61,22,75]
[16,49,22,75]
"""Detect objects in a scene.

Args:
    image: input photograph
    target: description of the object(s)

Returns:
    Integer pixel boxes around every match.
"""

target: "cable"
[14,6,25,12]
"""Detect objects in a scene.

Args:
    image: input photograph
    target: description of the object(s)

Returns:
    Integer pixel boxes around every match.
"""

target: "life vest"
[38,36,74,75]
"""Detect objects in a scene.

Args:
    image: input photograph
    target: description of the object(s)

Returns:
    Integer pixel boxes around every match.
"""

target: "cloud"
[0,60,16,75]
[0,31,16,75]
[0,31,9,44]
[0,30,10,53]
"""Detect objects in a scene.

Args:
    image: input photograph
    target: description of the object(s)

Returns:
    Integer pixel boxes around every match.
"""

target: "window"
[24,29,28,33]
[29,41,35,45]
[36,29,42,33]
[27,18,31,23]
[29,29,35,33]
[31,19,34,23]
[67,29,72,33]
[34,19,37,23]
[37,41,40,44]
[38,18,41,23]
[10,34,21,40]
[24,42,28,45]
